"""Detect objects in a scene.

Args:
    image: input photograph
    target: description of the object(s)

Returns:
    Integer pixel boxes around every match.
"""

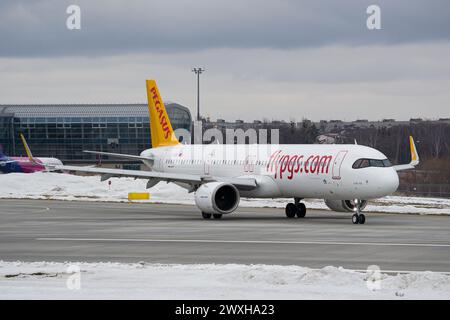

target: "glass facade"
[0,103,191,163]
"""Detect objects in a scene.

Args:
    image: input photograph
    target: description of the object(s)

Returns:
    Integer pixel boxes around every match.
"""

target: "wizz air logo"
[267,150,333,179]
[150,87,171,139]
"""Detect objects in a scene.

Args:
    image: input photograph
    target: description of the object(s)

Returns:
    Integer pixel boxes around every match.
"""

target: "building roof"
[0,103,191,118]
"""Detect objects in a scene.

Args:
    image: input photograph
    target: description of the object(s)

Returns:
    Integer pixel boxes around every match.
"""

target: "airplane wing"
[393,136,420,171]
[83,150,152,162]
[49,164,257,190]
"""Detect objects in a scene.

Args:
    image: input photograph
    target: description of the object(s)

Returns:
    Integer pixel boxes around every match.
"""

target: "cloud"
[1,1,449,121]
[1,43,449,121]
[0,0,449,57]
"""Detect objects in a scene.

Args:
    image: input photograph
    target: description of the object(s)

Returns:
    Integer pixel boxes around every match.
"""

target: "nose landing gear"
[351,199,366,224]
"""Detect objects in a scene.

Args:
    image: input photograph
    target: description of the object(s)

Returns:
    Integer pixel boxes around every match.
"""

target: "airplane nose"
[371,168,399,198]
[387,168,400,193]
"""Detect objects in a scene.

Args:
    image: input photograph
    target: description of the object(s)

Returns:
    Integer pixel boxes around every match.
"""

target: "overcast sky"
[1,0,449,121]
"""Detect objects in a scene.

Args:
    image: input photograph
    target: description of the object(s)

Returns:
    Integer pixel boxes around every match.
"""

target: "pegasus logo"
[150,87,171,139]
[267,150,333,179]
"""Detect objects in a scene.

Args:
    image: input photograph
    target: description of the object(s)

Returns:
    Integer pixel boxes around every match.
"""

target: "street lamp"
[192,67,205,121]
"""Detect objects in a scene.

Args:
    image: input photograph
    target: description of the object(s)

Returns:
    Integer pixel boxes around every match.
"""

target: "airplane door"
[332,150,348,180]
[156,158,163,171]
[244,155,255,173]
[204,149,214,175]
[204,158,211,175]
[157,149,168,171]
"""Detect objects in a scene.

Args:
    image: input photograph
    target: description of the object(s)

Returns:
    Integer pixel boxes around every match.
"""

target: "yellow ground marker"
[128,192,150,201]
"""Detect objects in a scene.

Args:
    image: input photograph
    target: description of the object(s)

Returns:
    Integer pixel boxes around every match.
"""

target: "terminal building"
[0,103,192,165]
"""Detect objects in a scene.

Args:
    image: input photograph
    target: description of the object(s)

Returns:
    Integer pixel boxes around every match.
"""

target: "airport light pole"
[192,67,205,121]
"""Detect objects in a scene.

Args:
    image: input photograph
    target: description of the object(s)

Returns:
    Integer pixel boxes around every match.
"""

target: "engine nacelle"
[195,182,240,214]
[324,199,368,212]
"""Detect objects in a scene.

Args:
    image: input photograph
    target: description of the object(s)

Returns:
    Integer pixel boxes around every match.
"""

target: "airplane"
[0,133,63,173]
[47,80,419,224]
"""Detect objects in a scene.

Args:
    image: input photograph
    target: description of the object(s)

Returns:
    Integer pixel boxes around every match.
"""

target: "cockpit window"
[352,159,362,169]
[359,159,370,168]
[352,158,392,169]
[369,159,384,167]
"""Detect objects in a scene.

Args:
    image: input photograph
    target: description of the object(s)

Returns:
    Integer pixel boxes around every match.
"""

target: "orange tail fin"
[145,80,180,148]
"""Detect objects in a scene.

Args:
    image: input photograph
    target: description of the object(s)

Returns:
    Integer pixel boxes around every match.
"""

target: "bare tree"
[428,123,446,159]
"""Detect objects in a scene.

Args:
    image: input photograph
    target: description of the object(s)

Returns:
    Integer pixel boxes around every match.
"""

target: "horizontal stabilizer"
[83,150,153,163]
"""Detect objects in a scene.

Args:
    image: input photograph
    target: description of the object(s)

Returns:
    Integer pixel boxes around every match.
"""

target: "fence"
[397,183,450,198]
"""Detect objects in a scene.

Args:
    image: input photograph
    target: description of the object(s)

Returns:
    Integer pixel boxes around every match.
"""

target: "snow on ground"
[1,172,449,215]
[1,261,449,299]
[1,174,449,299]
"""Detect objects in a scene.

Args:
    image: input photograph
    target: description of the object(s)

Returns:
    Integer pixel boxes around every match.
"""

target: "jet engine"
[324,199,368,212]
[195,182,240,214]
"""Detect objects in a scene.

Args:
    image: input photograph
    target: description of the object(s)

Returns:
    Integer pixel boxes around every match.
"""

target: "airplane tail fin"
[19,133,37,163]
[145,80,180,148]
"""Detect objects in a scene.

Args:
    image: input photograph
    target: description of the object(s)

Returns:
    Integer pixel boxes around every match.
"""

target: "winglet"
[19,133,36,163]
[409,135,419,166]
[394,136,420,171]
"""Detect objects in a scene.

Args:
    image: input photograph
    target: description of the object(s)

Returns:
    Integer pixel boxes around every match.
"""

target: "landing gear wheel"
[296,203,306,218]
[285,203,297,218]
[351,198,366,225]
[213,214,223,219]
[358,214,366,224]
[202,212,212,219]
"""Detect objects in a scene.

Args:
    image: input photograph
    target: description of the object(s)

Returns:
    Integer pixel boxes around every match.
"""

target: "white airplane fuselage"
[48,80,417,222]
[140,143,399,200]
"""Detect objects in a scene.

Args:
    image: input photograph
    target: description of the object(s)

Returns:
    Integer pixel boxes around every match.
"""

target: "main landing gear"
[351,199,366,225]
[202,212,223,220]
[285,198,306,219]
